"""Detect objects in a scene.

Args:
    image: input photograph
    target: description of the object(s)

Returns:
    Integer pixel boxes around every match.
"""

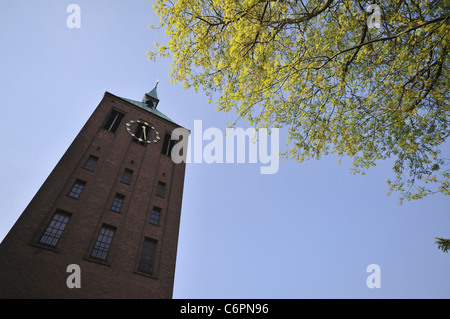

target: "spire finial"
[143,80,160,108]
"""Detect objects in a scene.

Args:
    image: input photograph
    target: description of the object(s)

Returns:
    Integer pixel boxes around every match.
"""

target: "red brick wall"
[0,92,187,298]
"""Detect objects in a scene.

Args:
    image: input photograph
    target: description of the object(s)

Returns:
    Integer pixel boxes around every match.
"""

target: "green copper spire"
[143,80,159,108]
[112,78,180,126]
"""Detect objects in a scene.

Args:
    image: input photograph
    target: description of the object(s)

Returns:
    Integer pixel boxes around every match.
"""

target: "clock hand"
[142,126,147,140]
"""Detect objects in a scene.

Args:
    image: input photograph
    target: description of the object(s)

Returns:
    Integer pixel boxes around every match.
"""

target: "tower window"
[111,194,125,213]
[156,182,166,197]
[150,207,161,225]
[103,109,125,133]
[91,225,116,261]
[138,238,157,275]
[120,169,133,184]
[68,179,86,199]
[161,133,176,156]
[83,155,98,171]
[39,211,71,247]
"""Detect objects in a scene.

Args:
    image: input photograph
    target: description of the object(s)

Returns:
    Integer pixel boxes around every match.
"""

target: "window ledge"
[83,257,112,267]
[133,270,157,280]
[29,242,61,253]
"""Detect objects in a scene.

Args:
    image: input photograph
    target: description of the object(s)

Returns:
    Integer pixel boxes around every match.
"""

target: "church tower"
[0,85,187,298]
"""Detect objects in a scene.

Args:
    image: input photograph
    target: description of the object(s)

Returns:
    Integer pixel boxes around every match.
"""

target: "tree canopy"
[148,0,449,203]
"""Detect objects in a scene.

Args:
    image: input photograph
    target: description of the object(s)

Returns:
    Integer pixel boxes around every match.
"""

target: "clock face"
[125,120,160,144]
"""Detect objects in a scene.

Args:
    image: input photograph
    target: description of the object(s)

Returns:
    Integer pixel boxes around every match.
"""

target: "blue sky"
[0,1,449,298]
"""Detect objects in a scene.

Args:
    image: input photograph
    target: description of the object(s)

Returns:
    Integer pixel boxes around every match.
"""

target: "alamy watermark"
[66,4,81,29]
[366,264,381,288]
[65,263,381,290]
[367,4,381,29]
[66,264,81,288]
[66,3,381,30]
[170,120,280,175]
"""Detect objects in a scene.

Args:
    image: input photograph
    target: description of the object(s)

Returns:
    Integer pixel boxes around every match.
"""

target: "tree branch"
[343,23,368,75]
[315,15,448,70]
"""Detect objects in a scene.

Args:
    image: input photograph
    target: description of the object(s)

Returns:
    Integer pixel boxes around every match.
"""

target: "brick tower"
[0,85,187,298]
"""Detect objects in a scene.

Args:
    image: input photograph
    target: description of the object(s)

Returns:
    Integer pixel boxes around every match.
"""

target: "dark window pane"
[161,134,176,156]
[83,155,98,171]
[39,211,71,247]
[120,169,133,184]
[111,194,124,212]
[138,239,156,274]
[91,226,115,260]
[68,180,85,199]
[156,182,165,197]
[150,207,161,225]
[103,110,125,133]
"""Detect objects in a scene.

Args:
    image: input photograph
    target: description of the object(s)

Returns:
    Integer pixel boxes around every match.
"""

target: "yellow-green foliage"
[148,0,449,203]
